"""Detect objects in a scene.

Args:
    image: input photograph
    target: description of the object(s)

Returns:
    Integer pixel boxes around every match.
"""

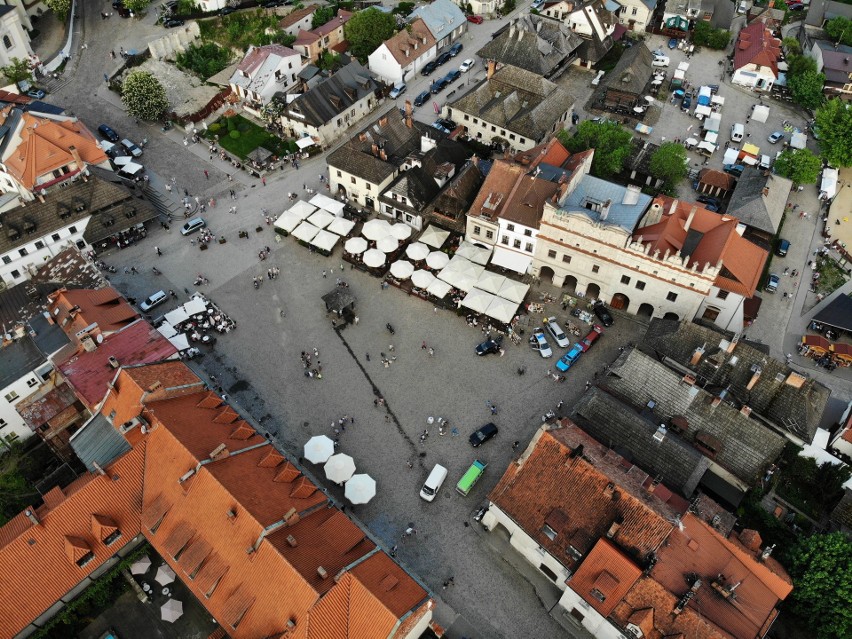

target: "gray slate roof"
[448,65,574,142]
[282,62,378,128]
[476,15,582,77]
[640,319,831,443]
[812,293,852,332]
[29,312,70,357]
[600,42,654,96]
[409,0,466,43]
[69,412,132,472]
[805,0,852,26]
[380,138,471,211]
[726,169,792,235]
[0,336,45,390]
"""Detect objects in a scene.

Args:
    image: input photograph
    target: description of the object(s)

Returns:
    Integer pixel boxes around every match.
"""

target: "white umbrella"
[406,242,430,261]
[427,278,452,298]
[304,435,335,464]
[389,223,413,240]
[411,269,436,289]
[362,218,394,241]
[419,225,449,248]
[485,296,519,324]
[160,599,184,623]
[462,288,497,314]
[475,270,507,295]
[155,564,176,586]
[496,278,529,304]
[426,251,449,269]
[324,453,356,483]
[344,237,368,254]
[130,555,151,575]
[308,209,335,229]
[344,473,376,504]
[362,248,386,268]
[390,260,414,279]
[376,236,399,253]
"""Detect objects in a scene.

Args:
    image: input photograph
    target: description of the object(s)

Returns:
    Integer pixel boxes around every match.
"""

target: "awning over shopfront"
[489,247,531,274]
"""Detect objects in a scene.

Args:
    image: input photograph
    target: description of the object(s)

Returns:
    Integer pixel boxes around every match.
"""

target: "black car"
[435,117,456,130]
[221,6,236,14]
[475,335,502,356]
[413,90,431,107]
[98,124,120,142]
[449,42,463,57]
[469,422,498,447]
[431,77,449,94]
[421,60,438,76]
[163,18,184,27]
[593,304,614,327]
[112,0,123,7]
[696,195,720,208]
[436,52,452,66]
[444,69,461,83]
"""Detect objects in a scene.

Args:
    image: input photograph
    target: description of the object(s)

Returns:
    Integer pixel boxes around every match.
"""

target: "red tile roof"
[568,538,642,616]
[58,319,178,409]
[382,19,436,67]
[313,9,352,36]
[48,287,139,342]
[733,22,781,76]
[0,443,145,639]
[279,4,318,29]
[237,44,299,75]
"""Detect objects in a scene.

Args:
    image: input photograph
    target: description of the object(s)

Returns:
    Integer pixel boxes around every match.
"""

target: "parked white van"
[731,123,744,142]
[544,316,570,348]
[420,464,448,502]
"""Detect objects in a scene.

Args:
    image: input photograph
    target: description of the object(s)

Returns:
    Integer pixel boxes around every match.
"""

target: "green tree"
[815,98,852,166]
[558,120,632,179]
[122,71,169,121]
[499,0,516,15]
[176,42,232,78]
[1,57,33,85]
[312,5,335,28]
[649,142,688,194]
[693,21,730,49]
[0,446,39,526]
[44,0,71,20]
[123,0,151,14]
[344,8,397,63]
[825,16,852,46]
[782,36,802,55]
[392,2,415,15]
[774,148,823,184]
[784,532,852,639]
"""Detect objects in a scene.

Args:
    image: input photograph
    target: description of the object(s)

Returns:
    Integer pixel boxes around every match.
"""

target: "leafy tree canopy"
[782,36,801,55]
[825,16,852,46]
[814,98,852,167]
[344,8,396,63]
[784,532,852,639]
[122,71,169,121]
[175,42,232,79]
[559,120,632,179]
[649,142,688,194]
[787,56,825,110]
[1,58,33,85]
[773,148,823,184]
[392,2,415,15]
[312,6,335,28]
[44,0,71,20]
[124,0,151,13]
[693,21,730,49]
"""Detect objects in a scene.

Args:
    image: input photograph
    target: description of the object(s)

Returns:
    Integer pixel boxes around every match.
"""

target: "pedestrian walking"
[389,344,395,352]
[422,341,427,350]
[262,177,266,186]
[512,441,520,451]
[155,246,162,256]
[228,174,233,181]
[428,347,435,357]
[322,270,327,278]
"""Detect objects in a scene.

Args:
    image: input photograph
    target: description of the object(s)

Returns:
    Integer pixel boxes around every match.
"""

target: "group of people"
[300,349,323,380]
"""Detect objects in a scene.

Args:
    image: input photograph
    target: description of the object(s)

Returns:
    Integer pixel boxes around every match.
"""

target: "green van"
[456,460,487,496]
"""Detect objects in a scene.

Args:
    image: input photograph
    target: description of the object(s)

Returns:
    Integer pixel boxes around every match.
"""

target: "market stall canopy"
[164,307,189,326]
[694,105,712,118]
[462,288,497,314]
[475,270,507,295]
[406,242,430,261]
[275,210,303,233]
[456,241,492,265]
[802,334,831,353]
[790,131,807,149]
[742,142,760,157]
[344,473,376,504]
[411,269,436,289]
[327,216,356,237]
[711,95,724,106]
[376,236,400,253]
[288,200,317,220]
[308,209,335,229]
[390,260,414,279]
[362,218,395,241]
[751,105,770,123]
[723,148,739,165]
[419,225,450,248]
[310,229,339,252]
[309,193,345,217]
[344,236,368,254]
[324,453,356,483]
[496,278,529,304]
[322,287,356,313]
[389,223,413,240]
[296,136,315,149]
[304,435,335,464]
[426,277,452,298]
[684,137,698,147]
[183,296,206,316]
[705,131,718,144]
[157,323,178,339]
[812,294,852,332]
[697,141,717,154]
[168,334,190,351]
[485,296,519,324]
[833,343,852,361]
[160,599,184,623]
[820,168,838,200]
[292,221,320,243]
[362,248,386,268]
[426,251,450,270]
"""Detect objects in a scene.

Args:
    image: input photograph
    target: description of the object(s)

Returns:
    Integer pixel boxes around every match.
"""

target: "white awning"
[327,216,356,236]
[292,221,320,243]
[821,168,838,199]
[310,229,339,252]
[485,296,519,324]
[490,247,532,274]
[419,224,450,248]
[309,193,345,216]
[456,240,492,265]
[183,296,206,316]
[157,323,178,339]
[475,270,507,294]
[496,278,529,304]
[308,209,335,229]
[169,333,190,351]
[426,278,452,298]
[288,200,316,220]
[275,210,303,233]
[697,141,717,154]
[723,148,740,165]
[741,154,758,166]
[164,307,189,325]
[296,136,315,149]
[461,288,496,314]
[695,104,712,117]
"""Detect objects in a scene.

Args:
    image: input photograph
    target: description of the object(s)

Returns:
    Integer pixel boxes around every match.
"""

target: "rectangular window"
[590,588,606,602]
[717,290,729,299]
[0,418,6,428]
[562,255,571,263]
[464,114,469,121]
[5,391,19,403]
[485,230,494,240]
[103,529,122,545]
[509,134,516,140]
[18,248,27,257]
[501,236,509,245]
[591,265,600,273]
[473,225,481,235]
[547,249,557,258]
[1,256,10,264]
[635,281,646,290]
[491,125,496,132]
[632,6,637,14]
[513,239,521,249]
[524,229,532,237]
[542,524,557,540]
[366,184,371,191]
[26,378,38,388]
[350,177,356,184]
[620,275,630,285]
[69,226,77,234]
[76,551,95,568]
[35,241,44,250]
[507,223,515,231]
[10,270,20,279]
[336,170,342,177]
[667,292,678,302]
[525,242,533,252]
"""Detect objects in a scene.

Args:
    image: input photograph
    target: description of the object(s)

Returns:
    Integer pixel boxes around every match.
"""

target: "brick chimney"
[68,145,83,168]
[487,59,496,80]
[405,99,413,128]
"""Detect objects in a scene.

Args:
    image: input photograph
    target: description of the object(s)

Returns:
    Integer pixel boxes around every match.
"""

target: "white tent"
[485,296,519,324]
[292,221,320,243]
[309,193,345,217]
[168,334,190,351]
[362,218,394,241]
[496,278,529,304]
[296,136,315,149]
[310,229,339,252]
[475,270,507,295]
[751,104,770,123]
[164,307,189,326]
[790,131,807,149]
[711,95,725,107]
[741,154,758,166]
[327,217,356,236]
[390,260,414,279]
[288,201,316,220]
[697,141,717,155]
[694,105,712,118]
[456,241,491,265]
[462,288,496,314]
[426,251,450,270]
[426,278,452,298]
[362,248,386,268]
[376,236,399,253]
[723,147,739,166]
[820,168,838,199]
[324,453,356,483]
[183,296,207,316]
[344,473,376,504]
[275,210,303,233]
[344,236,368,254]
[304,435,335,464]
[419,225,450,248]
[389,223,413,240]
[308,209,336,229]
[160,599,184,623]
[411,269,436,289]
[157,323,178,339]
[405,242,430,261]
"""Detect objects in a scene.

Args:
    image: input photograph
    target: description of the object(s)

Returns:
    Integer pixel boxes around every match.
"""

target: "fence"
[167,87,233,125]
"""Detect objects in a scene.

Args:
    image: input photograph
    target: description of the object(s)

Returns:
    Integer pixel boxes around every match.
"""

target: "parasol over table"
[160,599,184,623]
[405,242,430,261]
[426,251,450,270]
[390,260,414,279]
[344,473,376,504]
[362,248,386,268]
[344,236,368,254]
[155,564,176,585]
[324,453,356,483]
[411,269,436,289]
[304,435,335,464]
[389,223,412,240]
[130,555,152,575]
[362,218,394,241]
[376,236,399,253]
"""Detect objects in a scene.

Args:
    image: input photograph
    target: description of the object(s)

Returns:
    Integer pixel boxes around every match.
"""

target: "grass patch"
[197,9,296,50]
[813,256,849,296]
[207,114,292,159]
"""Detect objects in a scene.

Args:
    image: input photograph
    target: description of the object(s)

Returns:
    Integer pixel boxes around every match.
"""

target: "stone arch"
[562,274,578,293]
[585,283,601,299]
[663,312,680,321]
[539,265,556,284]
[637,303,655,317]
[610,293,630,312]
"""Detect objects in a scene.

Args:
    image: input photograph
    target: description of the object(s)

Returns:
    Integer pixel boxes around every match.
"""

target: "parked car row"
[556,325,604,372]
[421,43,463,77]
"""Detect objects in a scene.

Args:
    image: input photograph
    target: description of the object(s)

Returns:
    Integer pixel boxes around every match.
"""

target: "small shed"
[322,288,356,316]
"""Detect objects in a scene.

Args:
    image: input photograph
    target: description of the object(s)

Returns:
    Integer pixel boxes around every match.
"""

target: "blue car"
[556,343,584,372]
[668,37,678,49]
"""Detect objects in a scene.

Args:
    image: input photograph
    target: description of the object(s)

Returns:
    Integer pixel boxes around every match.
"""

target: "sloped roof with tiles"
[568,538,642,617]
[600,42,654,95]
[733,21,781,75]
[561,174,652,232]
[283,61,377,128]
[0,335,45,390]
[467,160,526,222]
[58,319,178,409]
[382,18,437,67]
[230,44,301,101]
[699,168,736,192]
[48,286,139,340]
[640,319,830,443]
[279,4,317,29]
[726,169,791,235]
[409,0,466,42]
[635,196,768,296]
[489,421,678,569]
[477,15,582,77]
[0,442,145,639]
